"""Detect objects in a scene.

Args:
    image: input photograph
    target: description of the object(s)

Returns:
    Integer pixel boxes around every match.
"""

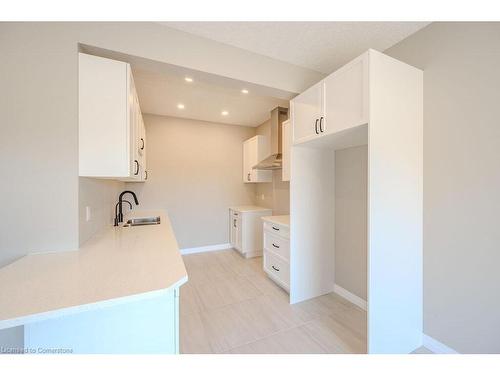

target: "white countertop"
[230,205,272,213]
[0,210,187,330]
[261,215,290,227]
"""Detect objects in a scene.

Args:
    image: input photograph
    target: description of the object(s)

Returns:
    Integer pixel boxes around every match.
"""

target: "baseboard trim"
[423,334,459,354]
[333,284,367,311]
[180,243,232,255]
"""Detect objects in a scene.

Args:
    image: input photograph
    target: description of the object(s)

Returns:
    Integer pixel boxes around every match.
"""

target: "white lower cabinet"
[229,207,272,258]
[262,217,290,292]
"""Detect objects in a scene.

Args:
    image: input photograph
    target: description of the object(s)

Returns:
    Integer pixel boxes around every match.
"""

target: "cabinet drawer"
[263,251,289,290]
[264,232,290,261]
[263,221,289,239]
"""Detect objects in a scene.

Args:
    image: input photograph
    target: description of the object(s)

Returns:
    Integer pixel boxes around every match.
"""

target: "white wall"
[334,145,367,300]
[125,115,256,249]
[386,22,500,353]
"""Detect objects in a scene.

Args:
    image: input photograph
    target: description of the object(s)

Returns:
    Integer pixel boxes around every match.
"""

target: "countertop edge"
[0,275,188,330]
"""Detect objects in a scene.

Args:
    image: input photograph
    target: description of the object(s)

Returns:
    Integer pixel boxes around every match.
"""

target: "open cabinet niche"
[290,50,423,354]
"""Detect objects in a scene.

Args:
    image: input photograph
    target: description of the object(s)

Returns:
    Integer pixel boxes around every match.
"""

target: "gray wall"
[386,22,500,353]
[334,145,367,300]
[125,114,256,249]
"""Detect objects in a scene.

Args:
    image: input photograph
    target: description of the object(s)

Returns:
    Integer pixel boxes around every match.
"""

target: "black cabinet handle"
[247,173,251,181]
[140,138,145,150]
[315,118,319,134]
[272,226,279,231]
[319,117,324,132]
[272,265,280,272]
[134,160,139,175]
[272,243,280,248]
[145,170,148,180]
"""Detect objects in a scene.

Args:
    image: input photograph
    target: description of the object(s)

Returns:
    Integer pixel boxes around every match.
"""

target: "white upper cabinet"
[291,52,368,144]
[79,53,147,182]
[243,135,272,183]
[323,53,368,136]
[282,119,291,182]
[291,81,324,144]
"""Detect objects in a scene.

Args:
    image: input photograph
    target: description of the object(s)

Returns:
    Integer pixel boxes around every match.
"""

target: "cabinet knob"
[315,119,319,134]
[247,173,251,181]
[272,226,280,231]
[272,265,280,272]
[145,170,148,180]
[272,243,280,248]
[140,138,145,150]
[319,117,324,132]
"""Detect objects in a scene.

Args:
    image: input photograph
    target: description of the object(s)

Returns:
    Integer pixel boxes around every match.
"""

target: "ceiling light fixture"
[221,110,229,116]
[177,103,185,109]
[241,89,249,94]
[184,77,193,83]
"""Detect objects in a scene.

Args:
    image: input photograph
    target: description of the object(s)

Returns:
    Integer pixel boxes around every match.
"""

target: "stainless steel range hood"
[253,106,289,170]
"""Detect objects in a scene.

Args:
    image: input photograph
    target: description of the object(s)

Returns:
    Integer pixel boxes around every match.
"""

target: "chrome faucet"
[114,191,139,226]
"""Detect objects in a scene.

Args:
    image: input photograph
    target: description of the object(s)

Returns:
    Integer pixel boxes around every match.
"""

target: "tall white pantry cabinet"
[290,50,423,354]
[79,53,147,182]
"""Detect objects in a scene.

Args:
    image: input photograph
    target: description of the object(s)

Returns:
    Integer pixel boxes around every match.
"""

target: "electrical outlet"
[85,206,91,222]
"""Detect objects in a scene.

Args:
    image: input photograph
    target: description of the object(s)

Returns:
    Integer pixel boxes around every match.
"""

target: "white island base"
[24,288,179,354]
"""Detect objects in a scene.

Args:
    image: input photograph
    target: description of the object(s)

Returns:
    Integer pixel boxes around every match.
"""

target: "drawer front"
[264,250,290,288]
[264,232,290,261]
[263,221,289,239]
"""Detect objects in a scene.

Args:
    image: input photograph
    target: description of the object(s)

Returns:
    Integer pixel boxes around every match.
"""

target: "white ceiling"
[133,68,288,127]
[160,22,430,74]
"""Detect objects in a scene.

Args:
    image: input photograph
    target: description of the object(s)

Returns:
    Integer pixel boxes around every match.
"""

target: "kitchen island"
[0,210,187,354]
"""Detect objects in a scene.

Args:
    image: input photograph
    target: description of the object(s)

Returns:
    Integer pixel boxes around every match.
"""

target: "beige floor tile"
[194,274,263,311]
[302,314,367,353]
[199,303,261,353]
[179,282,203,317]
[179,311,213,354]
[229,326,327,354]
[247,271,290,299]
[235,295,304,339]
[180,249,367,354]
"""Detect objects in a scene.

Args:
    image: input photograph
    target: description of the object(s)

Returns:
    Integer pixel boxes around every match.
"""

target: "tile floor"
[179,249,367,354]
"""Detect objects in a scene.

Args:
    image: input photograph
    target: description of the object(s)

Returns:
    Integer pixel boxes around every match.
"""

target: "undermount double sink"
[122,216,161,227]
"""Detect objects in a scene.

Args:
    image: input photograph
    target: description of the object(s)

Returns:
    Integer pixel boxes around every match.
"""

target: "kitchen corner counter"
[0,210,187,330]
[261,215,290,227]
[229,205,272,212]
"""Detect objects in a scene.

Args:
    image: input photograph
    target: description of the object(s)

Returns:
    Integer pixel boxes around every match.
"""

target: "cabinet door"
[243,138,253,182]
[139,115,147,181]
[282,120,291,182]
[128,73,141,181]
[234,216,242,251]
[323,53,368,135]
[229,210,236,246]
[291,81,324,144]
[79,53,129,177]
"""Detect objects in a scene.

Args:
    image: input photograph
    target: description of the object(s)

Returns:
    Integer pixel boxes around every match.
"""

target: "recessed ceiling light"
[241,89,249,94]
[177,103,185,109]
[221,110,229,116]
[184,77,193,83]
